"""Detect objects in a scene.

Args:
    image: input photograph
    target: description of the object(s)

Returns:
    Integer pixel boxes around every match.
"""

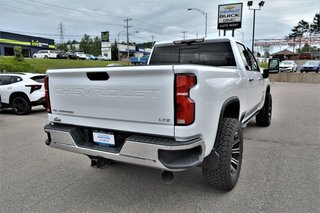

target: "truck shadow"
[0,107,46,115]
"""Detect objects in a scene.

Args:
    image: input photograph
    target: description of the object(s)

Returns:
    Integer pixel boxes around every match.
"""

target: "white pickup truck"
[44,37,279,191]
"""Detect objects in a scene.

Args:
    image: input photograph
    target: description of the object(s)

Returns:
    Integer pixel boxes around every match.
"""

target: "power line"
[1,3,124,27]
[16,0,126,20]
[182,31,187,40]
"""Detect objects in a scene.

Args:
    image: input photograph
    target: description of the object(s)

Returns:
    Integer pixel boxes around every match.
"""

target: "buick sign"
[218,3,243,30]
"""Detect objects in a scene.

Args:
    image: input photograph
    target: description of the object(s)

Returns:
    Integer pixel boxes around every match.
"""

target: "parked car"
[0,73,46,115]
[55,51,68,59]
[86,54,97,60]
[66,52,77,59]
[32,50,57,59]
[300,61,320,73]
[74,52,87,60]
[130,55,149,65]
[97,55,108,61]
[279,60,297,72]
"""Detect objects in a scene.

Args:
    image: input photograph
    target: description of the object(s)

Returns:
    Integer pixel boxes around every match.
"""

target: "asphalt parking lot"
[0,82,319,213]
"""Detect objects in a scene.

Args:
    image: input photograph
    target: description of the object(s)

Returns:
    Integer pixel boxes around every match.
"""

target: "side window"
[11,76,22,84]
[236,43,250,70]
[0,76,13,86]
[236,43,259,71]
[246,48,259,71]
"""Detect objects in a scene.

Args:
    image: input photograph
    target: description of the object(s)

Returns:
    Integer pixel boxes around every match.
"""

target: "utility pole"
[124,18,132,62]
[58,21,65,44]
[151,35,155,46]
[182,31,187,40]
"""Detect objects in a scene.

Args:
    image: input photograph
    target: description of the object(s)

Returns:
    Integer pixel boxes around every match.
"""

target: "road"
[0,82,319,213]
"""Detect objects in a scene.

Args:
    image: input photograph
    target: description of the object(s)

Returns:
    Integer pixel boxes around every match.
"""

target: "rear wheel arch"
[9,92,30,105]
[266,85,270,94]
[214,97,240,148]
[221,97,240,120]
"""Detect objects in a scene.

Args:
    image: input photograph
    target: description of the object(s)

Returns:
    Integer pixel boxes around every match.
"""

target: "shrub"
[14,46,24,61]
[0,57,35,73]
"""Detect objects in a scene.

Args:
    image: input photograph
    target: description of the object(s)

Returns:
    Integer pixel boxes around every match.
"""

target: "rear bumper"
[44,123,205,171]
[31,97,45,106]
[300,68,317,71]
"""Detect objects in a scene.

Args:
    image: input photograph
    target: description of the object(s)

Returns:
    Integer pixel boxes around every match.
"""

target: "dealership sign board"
[101,42,111,60]
[101,31,110,42]
[218,3,243,30]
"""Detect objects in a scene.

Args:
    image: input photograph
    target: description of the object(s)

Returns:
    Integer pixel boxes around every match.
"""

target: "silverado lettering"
[55,87,161,99]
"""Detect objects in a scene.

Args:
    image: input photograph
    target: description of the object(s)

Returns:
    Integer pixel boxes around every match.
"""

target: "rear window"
[149,42,236,67]
[30,75,46,83]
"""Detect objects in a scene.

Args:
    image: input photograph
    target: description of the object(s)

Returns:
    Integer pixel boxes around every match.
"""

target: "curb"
[269,73,320,84]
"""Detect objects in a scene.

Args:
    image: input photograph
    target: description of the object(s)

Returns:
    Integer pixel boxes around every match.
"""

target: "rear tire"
[256,93,272,127]
[12,96,31,115]
[202,118,243,191]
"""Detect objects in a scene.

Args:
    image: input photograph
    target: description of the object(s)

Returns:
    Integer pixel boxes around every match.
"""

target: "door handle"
[258,78,263,81]
[249,78,254,82]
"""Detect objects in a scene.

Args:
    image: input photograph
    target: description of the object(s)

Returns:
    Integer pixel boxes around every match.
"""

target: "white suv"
[0,73,46,115]
[33,50,57,59]
[74,52,87,60]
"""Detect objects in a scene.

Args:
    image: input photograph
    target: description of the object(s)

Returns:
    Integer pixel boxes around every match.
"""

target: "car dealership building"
[0,31,55,58]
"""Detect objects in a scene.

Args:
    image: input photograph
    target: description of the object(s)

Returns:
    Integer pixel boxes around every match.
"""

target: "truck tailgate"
[47,66,175,136]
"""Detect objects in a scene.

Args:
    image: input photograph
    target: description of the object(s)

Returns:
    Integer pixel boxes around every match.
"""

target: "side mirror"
[263,69,269,79]
[267,58,280,73]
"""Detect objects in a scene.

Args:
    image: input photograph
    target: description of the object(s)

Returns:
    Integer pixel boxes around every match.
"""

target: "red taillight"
[44,76,51,113]
[175,74,196,125]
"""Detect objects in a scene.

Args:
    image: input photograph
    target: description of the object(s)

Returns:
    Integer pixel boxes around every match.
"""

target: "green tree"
[256,52,261,57]
[288,20,309,52]
[56,43,68,51]
[79,34,101,55]
[111,40,119,60]
[310,12,320,35]
[92,36,101,56]
[79,34,92,53]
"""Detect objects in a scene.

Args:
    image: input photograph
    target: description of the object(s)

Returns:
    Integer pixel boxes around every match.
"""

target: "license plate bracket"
[92,131,115,146]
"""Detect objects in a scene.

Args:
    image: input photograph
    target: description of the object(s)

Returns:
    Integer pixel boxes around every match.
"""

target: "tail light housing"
[44,76,51,113]
[175,74,196,125]
[25,85,42,94]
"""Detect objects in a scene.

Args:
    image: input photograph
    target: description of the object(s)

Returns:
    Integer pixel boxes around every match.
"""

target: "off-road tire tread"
[202,118,242,191]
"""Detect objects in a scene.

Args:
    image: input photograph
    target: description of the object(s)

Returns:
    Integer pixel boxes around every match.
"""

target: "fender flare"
[214,97,240,149]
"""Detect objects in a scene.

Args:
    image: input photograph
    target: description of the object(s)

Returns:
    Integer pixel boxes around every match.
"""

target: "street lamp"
[188,8,207,37]
[247,1,265,54]
[117,31,125,43]
[117,31,126,61]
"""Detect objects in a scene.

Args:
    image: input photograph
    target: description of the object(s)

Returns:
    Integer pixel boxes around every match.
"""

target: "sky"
[0,0,319,48]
